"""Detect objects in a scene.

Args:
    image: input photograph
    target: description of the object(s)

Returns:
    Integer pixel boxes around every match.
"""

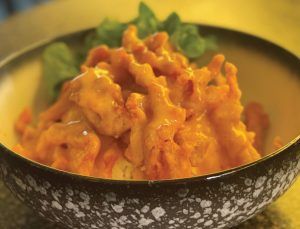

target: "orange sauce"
[14,25,267,180]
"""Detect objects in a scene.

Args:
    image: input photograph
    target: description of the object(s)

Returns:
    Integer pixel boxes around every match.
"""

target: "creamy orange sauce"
[14,25,266,180]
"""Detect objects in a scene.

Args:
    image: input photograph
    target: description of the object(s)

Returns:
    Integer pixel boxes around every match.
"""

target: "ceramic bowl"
[0,26,299,228]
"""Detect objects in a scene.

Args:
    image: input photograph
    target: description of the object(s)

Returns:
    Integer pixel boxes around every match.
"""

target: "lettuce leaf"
[171,24,206,58]
[42,42,79,101]
[84,19,126,52]
[162,12,181,35]
[131,2,161,38]
[95,19,127,47]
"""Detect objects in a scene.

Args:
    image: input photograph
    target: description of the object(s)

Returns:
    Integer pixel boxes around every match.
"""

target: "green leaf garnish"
[43,2,217,101]
[84,19,126,53]
[42,42,79,101]
[84,2,217,55]
[171,24,206,58]
[132,2,161,38]
[162,12,181,35]
[96,18,127,47]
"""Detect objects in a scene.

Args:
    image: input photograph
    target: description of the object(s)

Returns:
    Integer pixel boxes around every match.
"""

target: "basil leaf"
[96,18,127,47]
[84,32,102,52]
[84,19,126,52]
[43,42,79,101]
[132,2,160,38]
[162,12,181,35]
[171,24,206,58]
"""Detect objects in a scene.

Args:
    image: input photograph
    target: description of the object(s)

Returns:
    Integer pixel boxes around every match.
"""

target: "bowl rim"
[1,136,299,185]
[0,24,299,185]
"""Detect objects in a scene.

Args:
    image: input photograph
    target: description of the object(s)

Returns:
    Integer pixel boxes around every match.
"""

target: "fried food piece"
[15,107,33,135]
[92,143,121,178]
[273,136,283,150]
[143,82,189,179]
[13,144,34,161]
[127,58,190,179]
[244,102,270,154]
[16,106,102,176]
[175,115,225,175]
[69,68,131,138]
[36,122,100,176]
[83,45,110,68]
[124,93,147,166]
[15,25,267,180]
[207,63,260,167]
[39,81,73,128]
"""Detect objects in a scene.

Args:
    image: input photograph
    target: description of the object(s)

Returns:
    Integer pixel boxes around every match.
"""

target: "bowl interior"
[0,26,299,155]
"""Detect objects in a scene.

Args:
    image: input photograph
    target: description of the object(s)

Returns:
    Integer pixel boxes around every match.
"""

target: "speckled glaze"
[0,137,299,228]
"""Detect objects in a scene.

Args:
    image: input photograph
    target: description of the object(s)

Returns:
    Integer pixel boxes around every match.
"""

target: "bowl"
[0,26,299,229]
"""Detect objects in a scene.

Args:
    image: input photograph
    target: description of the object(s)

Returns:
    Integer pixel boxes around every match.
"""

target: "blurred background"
[0,0,299,56]
[0,0,49,20]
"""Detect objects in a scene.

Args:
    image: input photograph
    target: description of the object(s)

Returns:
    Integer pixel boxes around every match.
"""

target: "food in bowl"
[14,3,273,180]
[1,3,299,229]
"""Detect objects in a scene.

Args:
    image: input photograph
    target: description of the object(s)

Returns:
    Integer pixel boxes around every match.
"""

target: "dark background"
[0,0,49,20]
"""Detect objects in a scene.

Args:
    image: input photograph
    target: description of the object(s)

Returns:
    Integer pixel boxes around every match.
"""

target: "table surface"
[0,0,299,228]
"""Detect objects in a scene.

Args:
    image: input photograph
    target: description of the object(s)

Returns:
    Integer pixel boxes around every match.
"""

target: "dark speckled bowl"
[0,27,300,229]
